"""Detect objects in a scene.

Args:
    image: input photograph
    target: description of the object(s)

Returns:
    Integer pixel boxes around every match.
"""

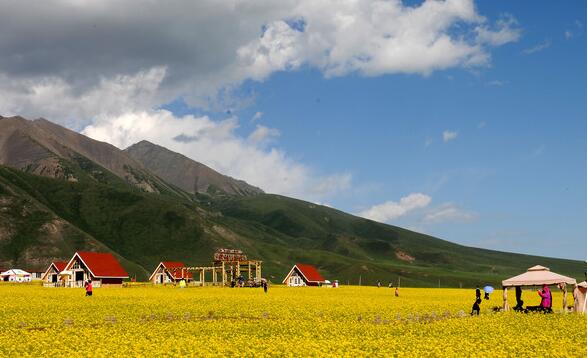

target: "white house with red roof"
[282,263,327,287]
[59,252,129,287]
[41,261,68,284]
[149,261,193,284]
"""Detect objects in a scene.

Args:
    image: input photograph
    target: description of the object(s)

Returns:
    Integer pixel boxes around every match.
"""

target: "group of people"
[376,280,399,296]
[229,276,268,293]
[471,284,553,315]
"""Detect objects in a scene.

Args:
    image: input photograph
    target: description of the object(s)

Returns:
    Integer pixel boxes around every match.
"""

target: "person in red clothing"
[537,284,552,312]
[526,284,552,313]
[85,279,93,297]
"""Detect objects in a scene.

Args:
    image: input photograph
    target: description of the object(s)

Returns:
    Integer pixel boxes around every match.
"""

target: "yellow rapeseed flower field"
[0,283,585,357]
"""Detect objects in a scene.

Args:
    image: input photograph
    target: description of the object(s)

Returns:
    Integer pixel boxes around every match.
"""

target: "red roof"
[41,261,69,280]
[294,263,326,283]
[161,261,193,279]
[69,252,128,278]
[54,261,67,272]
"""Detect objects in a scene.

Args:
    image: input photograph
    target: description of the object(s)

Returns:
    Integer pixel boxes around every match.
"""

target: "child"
[471,298,481,315]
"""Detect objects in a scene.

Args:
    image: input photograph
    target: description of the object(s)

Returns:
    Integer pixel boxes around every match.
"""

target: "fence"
[43,281,102,288]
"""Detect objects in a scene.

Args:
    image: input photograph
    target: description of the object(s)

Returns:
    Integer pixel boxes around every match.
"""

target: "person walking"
[377,280,381,288]
[513,286,524,311]
[475,286,481,301]
[394,287,399,297]
[263,280,268,293]
[85,279,93,297]
[471,298,481,315]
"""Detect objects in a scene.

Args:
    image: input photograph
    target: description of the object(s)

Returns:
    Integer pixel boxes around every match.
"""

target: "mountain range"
[0,115,583,286]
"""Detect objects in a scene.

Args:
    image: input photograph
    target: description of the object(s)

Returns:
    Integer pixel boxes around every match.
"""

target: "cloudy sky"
[1,0,585,260]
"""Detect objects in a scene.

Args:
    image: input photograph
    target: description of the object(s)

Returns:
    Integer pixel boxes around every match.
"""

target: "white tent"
[0,269,32,282]
[501,265,577,312]
[502,265,577,287]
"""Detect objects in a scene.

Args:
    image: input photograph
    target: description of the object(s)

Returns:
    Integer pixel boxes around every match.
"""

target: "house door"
[75,271,84,282]
[52,274,57,283]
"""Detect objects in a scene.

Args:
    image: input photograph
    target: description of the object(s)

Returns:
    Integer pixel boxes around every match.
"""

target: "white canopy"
[502,265,576,287]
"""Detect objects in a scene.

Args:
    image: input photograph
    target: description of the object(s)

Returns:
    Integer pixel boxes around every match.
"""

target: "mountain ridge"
[0,116,583,286]
[125,140,263,196]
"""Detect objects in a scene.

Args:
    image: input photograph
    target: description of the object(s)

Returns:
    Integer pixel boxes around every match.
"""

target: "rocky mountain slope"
[125,140,263,196]
[0,116,186,196]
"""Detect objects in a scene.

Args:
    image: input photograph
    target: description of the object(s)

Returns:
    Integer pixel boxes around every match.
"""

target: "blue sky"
[195,1,587,259]
[0,0,585,259]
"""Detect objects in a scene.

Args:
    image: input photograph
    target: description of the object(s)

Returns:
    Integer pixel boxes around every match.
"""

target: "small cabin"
[1,269,32,282]
[60,252,128,287]
[282,263,326,287]
[149,262,193,284]
[41,261,67,284]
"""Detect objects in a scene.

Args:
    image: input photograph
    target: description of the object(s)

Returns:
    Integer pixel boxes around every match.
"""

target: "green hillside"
[1,164,583,287]
[204,194,585,286]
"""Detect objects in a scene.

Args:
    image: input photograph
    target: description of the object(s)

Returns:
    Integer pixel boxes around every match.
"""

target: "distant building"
[1,269,32,282]
[57,252,128,287]
[41,261,68,284]
[149,261,193,284]
[28,271,44,281]
[282,263,326,287]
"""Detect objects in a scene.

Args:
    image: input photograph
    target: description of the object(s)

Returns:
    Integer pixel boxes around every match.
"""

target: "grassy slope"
[1,166,584,286]
[0,167,147,277]
[206,194,585,286]
[0,165,220,278]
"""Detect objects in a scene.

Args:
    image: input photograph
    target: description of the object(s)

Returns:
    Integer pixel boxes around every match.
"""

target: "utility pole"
[359,275,362,286]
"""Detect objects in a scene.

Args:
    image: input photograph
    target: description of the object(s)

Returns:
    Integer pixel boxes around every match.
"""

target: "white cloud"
[443,130,458,142]
[252,111,264,121]
[475,14,521,46]
[565,30,573,40]
[477,121,486,129]
[0,1,521,205]
[0,0,521,128]
[423,203,477,223]
[82,109,350,203]
[248,124,280,144]
[358,193,431,223]
[486,80,506,86]
[0,67,166,130]
[523,39,551,54]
